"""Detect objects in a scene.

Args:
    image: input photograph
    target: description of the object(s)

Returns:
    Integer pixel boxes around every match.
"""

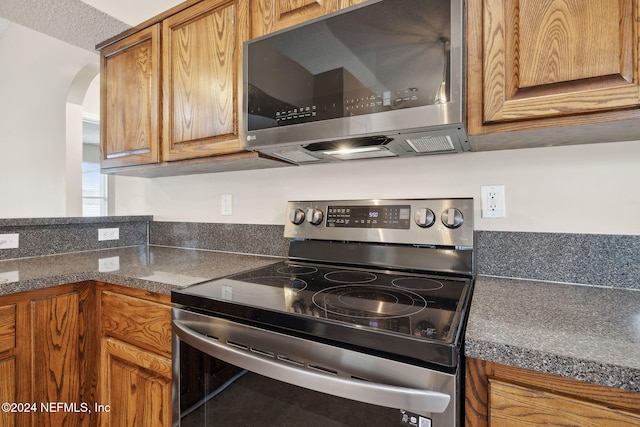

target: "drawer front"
[0,304,16,353]
[489,378,640,426]
[101,291,172,356]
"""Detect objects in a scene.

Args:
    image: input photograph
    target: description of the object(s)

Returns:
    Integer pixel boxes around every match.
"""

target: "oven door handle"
[173,318,451,414]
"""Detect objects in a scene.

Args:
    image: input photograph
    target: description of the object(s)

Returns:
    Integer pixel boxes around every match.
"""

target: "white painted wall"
[0,21,99,218]
[114,139,640,235]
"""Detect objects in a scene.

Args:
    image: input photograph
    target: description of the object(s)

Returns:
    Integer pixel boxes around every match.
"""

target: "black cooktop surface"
[172,261,473,366]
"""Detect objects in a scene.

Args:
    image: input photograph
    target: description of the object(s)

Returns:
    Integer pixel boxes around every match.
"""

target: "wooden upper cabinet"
[101,25,161,168]
[251,0,337,37]
[467,0,640,134]
[251,0,366,38]
[162,0,248,161]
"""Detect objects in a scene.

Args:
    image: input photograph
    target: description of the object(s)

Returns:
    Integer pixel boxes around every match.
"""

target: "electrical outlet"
[0,270,19,284]
[481,185,506,218]
[221,195,233,216]
[98,256,120,272]
[0,234,19,249]
[98,228,120,241]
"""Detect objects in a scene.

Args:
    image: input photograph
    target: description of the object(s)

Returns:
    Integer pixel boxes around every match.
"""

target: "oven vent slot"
[308,364,338,376]
[250,347,275,358]
[227,340,249,351]
[277,355,305,366]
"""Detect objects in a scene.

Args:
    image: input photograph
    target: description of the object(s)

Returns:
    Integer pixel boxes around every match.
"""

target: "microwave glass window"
[246,0,451,131]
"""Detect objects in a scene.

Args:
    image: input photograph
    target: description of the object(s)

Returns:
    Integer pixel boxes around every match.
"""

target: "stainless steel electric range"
[172,198,474,427]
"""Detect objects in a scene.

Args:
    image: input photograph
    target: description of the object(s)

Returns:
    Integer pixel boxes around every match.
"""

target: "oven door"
[172,308,460,427]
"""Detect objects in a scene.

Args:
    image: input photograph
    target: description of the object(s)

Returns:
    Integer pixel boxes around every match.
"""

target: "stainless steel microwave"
[242,0,469,164]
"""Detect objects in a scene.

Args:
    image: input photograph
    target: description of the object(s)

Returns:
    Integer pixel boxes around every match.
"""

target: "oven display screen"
[327,205,411,229]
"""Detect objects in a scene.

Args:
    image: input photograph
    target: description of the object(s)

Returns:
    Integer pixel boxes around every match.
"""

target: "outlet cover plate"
[98,228,120,241]
[481,185,506,218]
[0,234,19,249]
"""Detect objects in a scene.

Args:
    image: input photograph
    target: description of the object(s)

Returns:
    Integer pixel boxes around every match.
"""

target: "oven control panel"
[326,204,411,229]
[285,198,474,248]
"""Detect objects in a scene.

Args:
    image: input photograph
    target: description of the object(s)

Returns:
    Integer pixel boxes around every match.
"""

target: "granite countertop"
[0,245,281,296]
[466,276,640,392]
[0,215,152,227]
[2,245,638,393]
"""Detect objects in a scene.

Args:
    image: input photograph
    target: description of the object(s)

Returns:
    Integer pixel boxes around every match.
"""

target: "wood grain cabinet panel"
[467,0,640,136]
[30,285,95,427]
[251,0,366,37]
[489,379,640,426]
[98,287,172,427]
[100,25,161,168]
[101,291,172,357]
[162,0,248,161]
[0,283,174,427]
[466,357,640,427]
[99,337,172,427]
[251,0,337,37]
[0,358,16,427]
[0,304,16,353]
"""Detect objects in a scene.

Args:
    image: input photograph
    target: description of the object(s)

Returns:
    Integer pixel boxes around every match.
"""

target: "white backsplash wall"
[114,139,640,236]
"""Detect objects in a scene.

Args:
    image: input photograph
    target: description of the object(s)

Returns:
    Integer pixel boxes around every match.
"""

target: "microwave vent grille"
[406,135,455,153]
[274,150,321,163]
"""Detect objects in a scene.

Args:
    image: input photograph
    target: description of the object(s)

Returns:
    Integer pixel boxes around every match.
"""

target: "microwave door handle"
[173,319,451,414]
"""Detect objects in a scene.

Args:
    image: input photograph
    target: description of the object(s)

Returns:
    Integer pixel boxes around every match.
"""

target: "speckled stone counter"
[465,276,640,392]
[0,245,281,296]
[0,216,152,260]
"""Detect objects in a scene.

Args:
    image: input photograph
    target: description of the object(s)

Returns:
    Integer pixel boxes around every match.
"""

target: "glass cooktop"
[173,261,472,366]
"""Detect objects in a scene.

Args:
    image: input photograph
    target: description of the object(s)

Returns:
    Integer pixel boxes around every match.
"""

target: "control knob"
[307,208,324,225]
[289,208,305,225]
[441,208,464,229]
[414,208,436,228]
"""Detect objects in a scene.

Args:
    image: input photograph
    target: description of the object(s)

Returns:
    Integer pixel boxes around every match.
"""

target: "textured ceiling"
[0,0,130,52]
[81,0,184,27]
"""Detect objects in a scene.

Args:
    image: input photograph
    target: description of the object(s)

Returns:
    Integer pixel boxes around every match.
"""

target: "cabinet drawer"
[0,304,16,353]
[489,378,640,426]
[101,291,172,356]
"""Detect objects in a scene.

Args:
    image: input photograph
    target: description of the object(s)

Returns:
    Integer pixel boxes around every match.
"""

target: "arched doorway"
[66,64,109,216]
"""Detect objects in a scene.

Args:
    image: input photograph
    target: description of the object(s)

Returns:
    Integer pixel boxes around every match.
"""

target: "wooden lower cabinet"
[0,303,16,427]
[31,287,95,427]
[0,357,16,427]
[0,283,95,427]
[99,337,172,427]
[97,285,173,427]
[466,357,640,426]
[0,282,172,427]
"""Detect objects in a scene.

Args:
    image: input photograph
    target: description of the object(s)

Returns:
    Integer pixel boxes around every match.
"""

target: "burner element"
[324,270,377,284]
[276,265,318,275]
[312,285,426,319]
[235,276,308,293]
[392,277,444,291]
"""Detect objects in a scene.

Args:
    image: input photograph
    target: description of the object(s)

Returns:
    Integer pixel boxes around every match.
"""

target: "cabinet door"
[0,358,16,427]
[100,291,172,357]
[31,287,94,427]
[251,0,338,37]
[99,337,172,427]
[468,0,640,131]
[489,379,640,426]
[0,304,16,427]
[466,358,640,427]
[162,0,248,161]
[101,25,161,168]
